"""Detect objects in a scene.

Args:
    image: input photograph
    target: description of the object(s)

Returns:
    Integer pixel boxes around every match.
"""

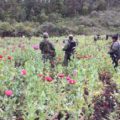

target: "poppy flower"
[0,55,3,59]
[8,56,12,60]
[38,74,43,77]
[58,73,65,78]
[5,90,13,97]
[44,76,53,82]
[32,45,39,50]
[12,50,15,52]
[21,69,27,75]
[66,76,71,81]
[68,79,76,84]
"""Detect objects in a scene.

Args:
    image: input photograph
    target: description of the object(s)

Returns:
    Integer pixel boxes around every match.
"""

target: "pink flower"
[66,76,71,81]
[21,69,27,75]
[0,55,3,59]
[68,79,76,84]
[12,50,15,52]
[38,74,43,77]
[32,45,39,50]
[44,76,53,82]
[5,90,13,97]
[58,73,65,78]
[8,56,12,60]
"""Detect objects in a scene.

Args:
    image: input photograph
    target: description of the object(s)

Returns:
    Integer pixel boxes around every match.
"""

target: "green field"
[0,37,120,120]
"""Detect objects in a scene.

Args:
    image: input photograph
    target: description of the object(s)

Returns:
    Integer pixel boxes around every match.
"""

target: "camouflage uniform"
[108,35,120,68]
[63,35,76,66]
[94,34,100,42]
[39,33,56,68]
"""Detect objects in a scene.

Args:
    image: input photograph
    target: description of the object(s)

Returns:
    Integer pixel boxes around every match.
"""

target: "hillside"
[0,0,120,36]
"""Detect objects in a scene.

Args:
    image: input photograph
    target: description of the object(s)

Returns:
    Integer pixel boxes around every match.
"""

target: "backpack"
[42,40,56,57]
[117,42,120,59]
[111,41,120,59]
[66,40,76,53]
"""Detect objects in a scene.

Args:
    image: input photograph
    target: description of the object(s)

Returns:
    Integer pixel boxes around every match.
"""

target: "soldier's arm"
[112,43,119,51]
[39,42,44,51]
[109,43,119,54]
[50,42,55,50]
[75,40,77,47]
[63,43,69,51]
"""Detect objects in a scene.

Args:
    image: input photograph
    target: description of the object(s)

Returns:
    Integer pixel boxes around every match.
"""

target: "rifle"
[109,52,119,68]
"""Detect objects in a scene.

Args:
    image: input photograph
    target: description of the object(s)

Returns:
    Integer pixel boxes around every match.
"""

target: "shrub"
[0,22,14,37]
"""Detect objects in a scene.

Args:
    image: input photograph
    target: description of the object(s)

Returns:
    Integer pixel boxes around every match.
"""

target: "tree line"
[0,0,120,22]
[0,0,120,37]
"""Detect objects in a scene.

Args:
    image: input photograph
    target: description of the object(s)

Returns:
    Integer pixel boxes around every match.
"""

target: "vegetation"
[0,0,120,36]
[0,36,120,119]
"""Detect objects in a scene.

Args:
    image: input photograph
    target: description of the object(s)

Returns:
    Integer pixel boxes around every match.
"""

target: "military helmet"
[69,34,73,40]
[112,34,118,40]
[43,32,49,38]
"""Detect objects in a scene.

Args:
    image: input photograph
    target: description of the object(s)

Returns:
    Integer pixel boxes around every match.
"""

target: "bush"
[39,22,78,36]
[0,22,14,37]
[14,23,33,37]
[37,10,48,23]
[48,13,62,22]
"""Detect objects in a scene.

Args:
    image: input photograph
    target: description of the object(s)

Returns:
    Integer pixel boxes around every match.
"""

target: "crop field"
[0,36,120,120]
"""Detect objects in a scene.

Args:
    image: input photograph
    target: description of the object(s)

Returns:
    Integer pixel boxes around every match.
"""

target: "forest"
[0,0,120,36]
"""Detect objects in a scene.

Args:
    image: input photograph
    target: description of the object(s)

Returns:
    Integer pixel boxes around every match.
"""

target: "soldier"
[108,34,120,68]
[63,34,77,66]
[94,34,100,42]
[39,32,56,68]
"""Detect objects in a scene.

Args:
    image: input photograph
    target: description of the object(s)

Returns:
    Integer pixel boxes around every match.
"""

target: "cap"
[43,32,49,38]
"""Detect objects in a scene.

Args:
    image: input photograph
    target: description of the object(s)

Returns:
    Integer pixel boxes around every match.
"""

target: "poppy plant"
[66,76,71,81]
[44,76,53,82]
[38,74,43,77]
[0,55,3,59]
[5,90,13,97]
[66,76,76,84]
[68,79,76,84]
[32,45,39,50]
[8,56,12,60]
[21,69,27,75]
[58,73,65,78]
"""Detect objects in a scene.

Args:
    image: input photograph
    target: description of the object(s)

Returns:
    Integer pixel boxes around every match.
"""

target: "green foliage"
[0,0,120,36]
[97,0,107,11]
[0,36,120,119]
[0,0,120,22]
[37,10,48,23]
[0,22,14,32]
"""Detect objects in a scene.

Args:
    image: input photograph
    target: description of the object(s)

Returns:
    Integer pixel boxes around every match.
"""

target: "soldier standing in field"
[94,34,100,42]
[108,34,120,68]
[39,32,56,68]
[63,34,77,66]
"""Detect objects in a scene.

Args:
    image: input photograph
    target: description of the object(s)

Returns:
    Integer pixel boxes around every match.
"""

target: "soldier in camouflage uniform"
[39,32,56,68]
[108,34,120,68]
[63,34,77,66]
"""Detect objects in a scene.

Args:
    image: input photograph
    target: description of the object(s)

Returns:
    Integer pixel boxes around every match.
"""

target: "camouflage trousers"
[63,53,72,66]
[42,54,55,68]
[109,53,119,68]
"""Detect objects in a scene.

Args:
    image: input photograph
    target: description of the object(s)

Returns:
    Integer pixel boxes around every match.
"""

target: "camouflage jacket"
[63,39,77,53]
[109,41,120,59]
[39,39,55,55]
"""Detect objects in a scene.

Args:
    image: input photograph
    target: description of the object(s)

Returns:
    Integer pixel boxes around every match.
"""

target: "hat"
[69,34,73,38]
[43,32,49,38]
[112,34,118,40]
